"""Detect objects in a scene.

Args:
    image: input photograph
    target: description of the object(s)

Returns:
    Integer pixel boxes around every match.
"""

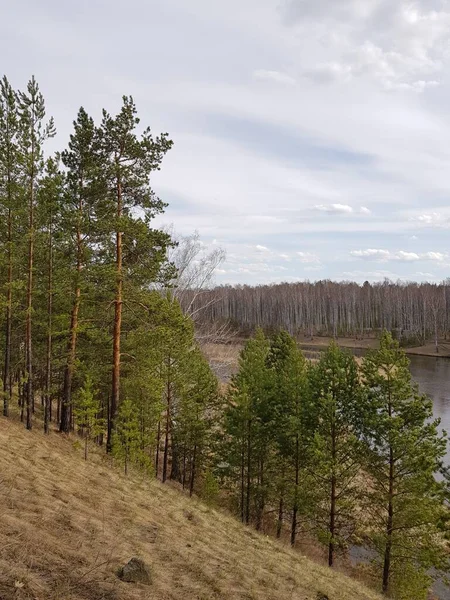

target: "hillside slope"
[0,417,383,600]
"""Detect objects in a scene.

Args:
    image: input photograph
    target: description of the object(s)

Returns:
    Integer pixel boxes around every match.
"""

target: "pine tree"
[74,375,104,460]
[361,331,449,597]
[97,96,172,451]
[37,157,65,433]
[175,345,218,496]
[60,107,103,433]
[309,342,363,566]
[223,329,271,525]
[0,76,21,417]
[112,397,141,475]
[17,76,55,430]
[266,331,310,545]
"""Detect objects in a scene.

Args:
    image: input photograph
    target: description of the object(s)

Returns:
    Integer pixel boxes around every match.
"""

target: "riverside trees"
[222,330,449,598]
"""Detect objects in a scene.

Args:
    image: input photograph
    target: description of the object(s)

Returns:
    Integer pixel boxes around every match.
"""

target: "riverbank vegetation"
[0,74,449,599]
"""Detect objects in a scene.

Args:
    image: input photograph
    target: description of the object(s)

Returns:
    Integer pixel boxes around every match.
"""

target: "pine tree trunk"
[256,456,264,531]
[328,422,337,567]
[382,446,394,594]
[245,418,251,524]
[328,473,336,567]
[170,435,181,482]
[108,175,123,452]
[25,155,35,431]
[240,436,245,523]
[291,434,300,547]
[277,493,284,539]
[189,444,197,497]
[182,447,187,489]
[155,419,161,478]
[162,366,171,483]
[3,207,12,417]
[44,216,53,434]
[61,198,83,433]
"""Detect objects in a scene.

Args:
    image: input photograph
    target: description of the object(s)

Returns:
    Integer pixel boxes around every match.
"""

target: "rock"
[118,558,152,585]
[316,593,329,600]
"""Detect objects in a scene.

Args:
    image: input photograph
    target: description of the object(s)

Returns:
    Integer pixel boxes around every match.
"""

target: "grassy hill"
[0,416,383,600]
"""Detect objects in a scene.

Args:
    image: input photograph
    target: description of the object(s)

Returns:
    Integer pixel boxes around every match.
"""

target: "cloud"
[409,212,450,227]
[297,251,321,263]
[351,248,391,260]
[255,244,270,252]
[282,0,450,91]
[253,69,296,85]
[314,203,353,214]
[360,206,371,215]
[351,248,447,262]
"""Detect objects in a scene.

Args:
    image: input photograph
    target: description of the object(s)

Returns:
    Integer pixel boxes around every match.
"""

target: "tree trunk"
[256,456,264,531]
[328,421,337,567]
[44,214,53,435]
[108,175,123,452]
[61,194,83,433]
[3,207,12,417]
[382,446,394,594]
[328,473,336,567]
[189,444,197,497]
[155,419,161,478]
[245,418,251,524]
[162,366,171,483]
[25,154,35,431]
[291,433,299,546]
[277,493,284,539]
[240,436,245,523]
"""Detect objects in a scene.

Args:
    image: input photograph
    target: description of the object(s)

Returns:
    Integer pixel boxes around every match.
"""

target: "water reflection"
[408,355,450,464]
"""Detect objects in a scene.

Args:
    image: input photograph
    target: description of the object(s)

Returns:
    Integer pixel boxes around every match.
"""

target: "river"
[409,355,450,465]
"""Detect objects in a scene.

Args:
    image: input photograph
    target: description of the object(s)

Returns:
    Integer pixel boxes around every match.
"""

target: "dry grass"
[0,416,383,600]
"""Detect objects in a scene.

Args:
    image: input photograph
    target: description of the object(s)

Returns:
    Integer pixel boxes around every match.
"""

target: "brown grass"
[0,416,383,600]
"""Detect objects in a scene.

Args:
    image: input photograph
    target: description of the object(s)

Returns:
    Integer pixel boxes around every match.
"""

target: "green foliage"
[201,470,220,506]
[112,398,142,475]
[74,375,104,460]
[309,343,363,564]
[361,331,449,596]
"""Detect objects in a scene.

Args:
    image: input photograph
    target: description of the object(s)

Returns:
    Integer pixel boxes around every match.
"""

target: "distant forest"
[195,280,450,345]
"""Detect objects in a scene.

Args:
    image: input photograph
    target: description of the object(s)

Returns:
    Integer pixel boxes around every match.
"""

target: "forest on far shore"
[192,280,450,350]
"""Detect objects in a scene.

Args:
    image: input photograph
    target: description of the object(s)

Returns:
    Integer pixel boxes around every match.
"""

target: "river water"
[408,355,450,465]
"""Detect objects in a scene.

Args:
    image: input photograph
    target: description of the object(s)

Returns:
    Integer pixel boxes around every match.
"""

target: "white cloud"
[351,248,391,260]
[255,244,270,252]
[283,0,450,91]
[314,203,353,214]
[360,206,371,215]
[297,251,321,263]
[409,212,450,227]
[422,251,446,261]
[253,69,296,85]
[351,248,447,262]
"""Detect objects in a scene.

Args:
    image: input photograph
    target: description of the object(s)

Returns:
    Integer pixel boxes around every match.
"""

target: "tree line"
[0,74,220,489]
[194,280,450,349]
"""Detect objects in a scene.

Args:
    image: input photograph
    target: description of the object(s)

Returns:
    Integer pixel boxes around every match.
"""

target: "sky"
[3,0,450,285]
